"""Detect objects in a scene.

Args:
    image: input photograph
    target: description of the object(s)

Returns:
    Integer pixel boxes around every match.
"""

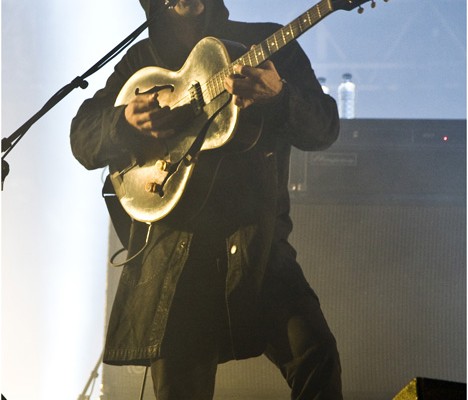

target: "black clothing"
[70,1,342,398]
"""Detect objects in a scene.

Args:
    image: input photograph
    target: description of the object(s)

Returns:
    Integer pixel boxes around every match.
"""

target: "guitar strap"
[157,93,231,198]
[102,173,133,249]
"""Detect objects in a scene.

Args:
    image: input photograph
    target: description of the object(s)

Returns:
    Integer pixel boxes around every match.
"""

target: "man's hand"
[124,93,194,139]
[224,60,284,109]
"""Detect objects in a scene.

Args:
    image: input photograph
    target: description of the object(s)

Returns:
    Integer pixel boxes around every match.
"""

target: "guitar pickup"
[189,81,205,116]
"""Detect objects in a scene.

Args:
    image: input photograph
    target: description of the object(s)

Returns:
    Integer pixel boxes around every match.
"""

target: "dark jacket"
[70,0,339,365]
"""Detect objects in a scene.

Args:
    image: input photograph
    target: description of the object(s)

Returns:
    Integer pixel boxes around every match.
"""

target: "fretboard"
[204,0,335,102]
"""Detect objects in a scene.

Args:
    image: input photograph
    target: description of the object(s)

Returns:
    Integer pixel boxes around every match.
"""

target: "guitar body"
[110,37,262,223]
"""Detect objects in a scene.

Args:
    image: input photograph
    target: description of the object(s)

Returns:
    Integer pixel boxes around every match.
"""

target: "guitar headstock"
[332,0,386,12]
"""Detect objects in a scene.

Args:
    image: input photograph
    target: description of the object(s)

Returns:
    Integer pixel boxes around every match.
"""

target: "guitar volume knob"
[145,182,158,193]
[156,159,168,171]
[145,181,164,197]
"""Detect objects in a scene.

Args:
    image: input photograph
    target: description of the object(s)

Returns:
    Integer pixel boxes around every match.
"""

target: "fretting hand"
[224,60,284,109]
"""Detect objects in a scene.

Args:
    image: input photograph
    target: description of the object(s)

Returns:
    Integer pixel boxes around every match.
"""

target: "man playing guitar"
[70,0,343,398]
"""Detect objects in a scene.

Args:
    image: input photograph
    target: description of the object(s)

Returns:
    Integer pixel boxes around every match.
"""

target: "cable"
[138,367,149,400]
[109,223,153,267]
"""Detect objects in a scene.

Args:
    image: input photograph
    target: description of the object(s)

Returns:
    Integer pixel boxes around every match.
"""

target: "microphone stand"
[77,351,103,400]
[1,1,168,190]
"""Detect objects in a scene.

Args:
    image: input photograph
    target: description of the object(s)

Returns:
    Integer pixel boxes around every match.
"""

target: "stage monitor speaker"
[289,118,466,205]
[393,377,466,400]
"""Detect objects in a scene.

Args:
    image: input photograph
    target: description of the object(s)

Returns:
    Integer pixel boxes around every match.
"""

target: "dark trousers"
[150,243,342,400]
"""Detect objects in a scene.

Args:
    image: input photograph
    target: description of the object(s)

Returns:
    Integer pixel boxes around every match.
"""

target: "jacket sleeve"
[70,47,147,170]
[264,41,340,151]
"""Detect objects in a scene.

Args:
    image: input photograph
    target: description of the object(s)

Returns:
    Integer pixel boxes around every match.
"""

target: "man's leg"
[264,295,343,400]
[151,349,218,400]
[150,240,226,400]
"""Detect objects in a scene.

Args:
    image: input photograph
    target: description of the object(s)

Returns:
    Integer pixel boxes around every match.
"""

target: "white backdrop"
[1,1,465,399]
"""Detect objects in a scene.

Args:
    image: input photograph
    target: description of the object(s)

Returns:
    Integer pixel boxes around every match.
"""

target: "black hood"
[139,0,229,34]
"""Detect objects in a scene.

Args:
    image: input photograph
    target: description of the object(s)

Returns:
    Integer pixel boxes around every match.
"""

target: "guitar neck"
[205,0,335,101]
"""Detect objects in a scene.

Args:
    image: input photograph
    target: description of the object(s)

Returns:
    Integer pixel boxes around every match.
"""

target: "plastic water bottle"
[318,77,330,94]
[338,73,356,119]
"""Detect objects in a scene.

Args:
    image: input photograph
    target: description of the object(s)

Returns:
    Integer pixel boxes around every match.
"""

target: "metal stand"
[78,352,103,400]
[1,1,168,190]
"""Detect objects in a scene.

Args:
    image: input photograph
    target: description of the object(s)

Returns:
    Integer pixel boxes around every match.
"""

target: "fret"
[256,48,263,65]
[297,18,305,34]
[286,24,293,41]
[282,26,292,44]
[260,41,271,59]
[206,81,213,101]
[212,80,218,99]
[254,49,259,66]
[272,32,279,49]
[320,2,327,16]
[213,80,218,100]
[208,78,214,100]
[210,78,216,100]
[296,18,304,34]
[306,10,312,27]
[213,78,220,99]
[279,29,285,46]
[291,20,302,38]
[215,73,223,96]
[240,53,250,68]
[248,51,255,67]
[272,35,279,51]
[253,50,258,66]
[242,52,249,67]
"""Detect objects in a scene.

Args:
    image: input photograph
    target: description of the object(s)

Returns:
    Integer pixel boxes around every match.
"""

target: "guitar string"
[163,1,330,110]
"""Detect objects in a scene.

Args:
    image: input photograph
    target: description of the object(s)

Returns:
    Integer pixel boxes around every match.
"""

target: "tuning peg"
[371,0,376,8]
[358,5,364,13]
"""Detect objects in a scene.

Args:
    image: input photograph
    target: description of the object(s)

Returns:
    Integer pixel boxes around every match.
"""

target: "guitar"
[110,0,375,223]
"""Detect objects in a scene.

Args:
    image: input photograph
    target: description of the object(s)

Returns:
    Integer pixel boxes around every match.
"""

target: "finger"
[136,124,175,139]
[147,105,182,139]
[136,115,175,139]
[259,60,276,72]
[130,106,169,132]
[233,64,261,80]
[149,104,194,131]
[125,103,152,131]
[224,74,257,98]
[233,95,254,109]
[149,106,173,129]
[137,118,155,132]
[224,75,244,96]
[149,128,175,139]
[224,76,234,94]
[130,93,159,113]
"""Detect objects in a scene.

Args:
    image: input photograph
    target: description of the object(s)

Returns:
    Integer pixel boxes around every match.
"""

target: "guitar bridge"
[189,81,205,116]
